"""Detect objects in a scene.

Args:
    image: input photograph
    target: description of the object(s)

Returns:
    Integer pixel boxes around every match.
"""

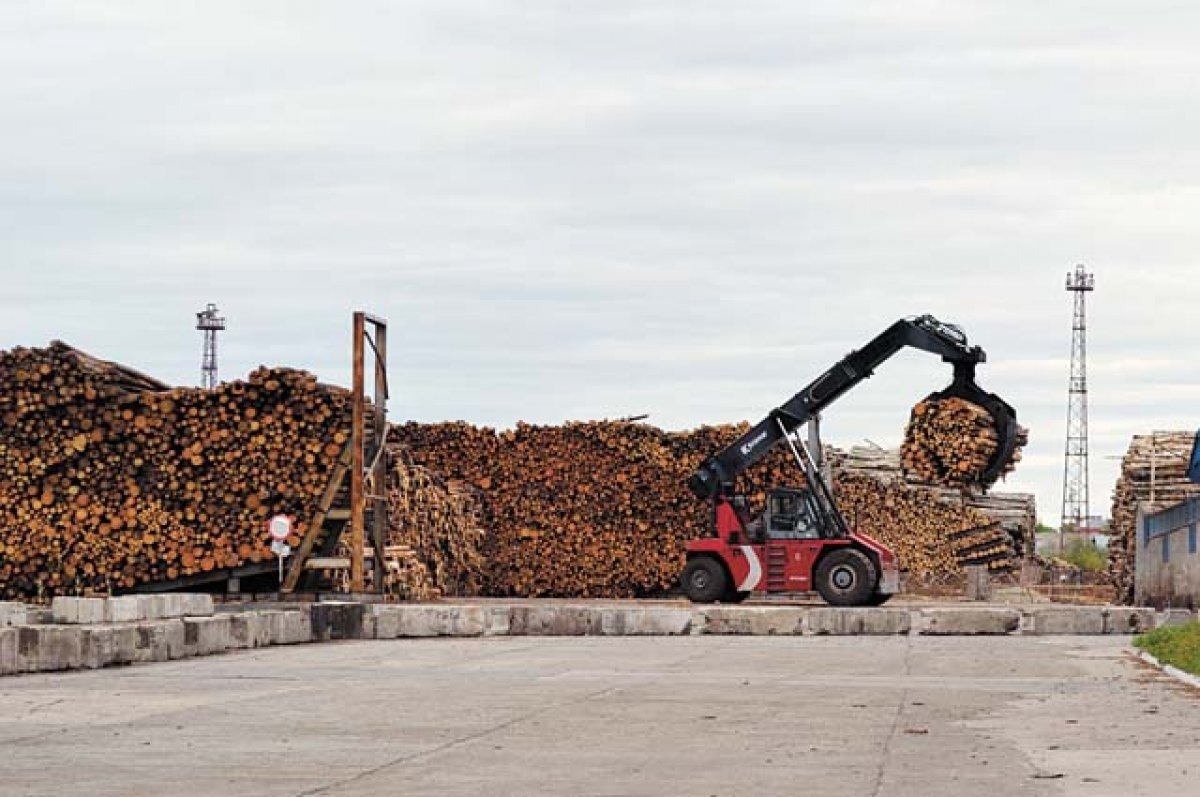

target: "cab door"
[764,490,820,592]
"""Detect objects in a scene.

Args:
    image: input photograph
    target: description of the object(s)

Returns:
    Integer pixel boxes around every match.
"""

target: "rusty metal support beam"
[350,311,366,593]
[370,321,388,591]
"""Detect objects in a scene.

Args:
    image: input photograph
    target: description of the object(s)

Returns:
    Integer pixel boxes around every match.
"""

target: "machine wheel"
[814,549,877,607]
[681,557,728,603]
[724,589,752,604]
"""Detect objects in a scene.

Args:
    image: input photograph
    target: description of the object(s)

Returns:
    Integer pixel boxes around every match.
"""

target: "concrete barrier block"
[0,628,17,675]
[181,594,215,618]
[919,608,1020,635]
[81,627,118,669]
[153,594,186,619]
[104,596,143,623]
[311,603,367,641]
[0,602,27,627]
[696,607,805,636]
[24,607,54,625]
[183,616,233,656]
[1104,607,1156,634]
[17,626,84,672]
[265,610,312,645]
[50,597,106,625]
[374,605,486,638]
[1024,607,1105,635]
[228,613,273,649]
[508,606,602,636]
[134,620,187,662]
[482,606,512,636]
[806,608,911,636]
[599,607,693,636]
[109,625,140,665]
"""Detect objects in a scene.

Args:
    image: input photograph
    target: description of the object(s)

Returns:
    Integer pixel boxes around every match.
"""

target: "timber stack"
[832,445,1035,559]
[1108,432,1200,603]
[395,420,1022,597]
[377,447,487,599]
[0,341,352,599]
[901,397,1028,490]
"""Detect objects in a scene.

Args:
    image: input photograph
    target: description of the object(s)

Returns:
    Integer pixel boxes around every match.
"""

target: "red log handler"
[681,315,1019,606]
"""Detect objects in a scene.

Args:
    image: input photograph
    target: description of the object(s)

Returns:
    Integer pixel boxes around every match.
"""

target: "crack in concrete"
[870,632,913,797]
[292,683,623,797]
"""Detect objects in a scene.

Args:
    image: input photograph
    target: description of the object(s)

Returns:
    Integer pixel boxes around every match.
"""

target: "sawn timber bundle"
[0,342,352,598]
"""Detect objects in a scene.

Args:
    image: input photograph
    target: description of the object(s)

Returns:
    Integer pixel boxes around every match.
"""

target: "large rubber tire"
[681,557,729,603]
[866,592,893,606]
[814,548,877,607]
[724,589,752,604]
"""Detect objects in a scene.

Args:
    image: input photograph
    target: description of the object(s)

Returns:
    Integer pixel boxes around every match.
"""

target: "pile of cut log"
[1108,432,1200,603]
[901,397,1027,490]
[379,447,487,599]
[0,342,352,599]
[394,421,1026,597]
[833,445,1035,559]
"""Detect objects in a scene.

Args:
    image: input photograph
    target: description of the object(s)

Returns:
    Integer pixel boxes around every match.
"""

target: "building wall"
[1135,497,1200,609]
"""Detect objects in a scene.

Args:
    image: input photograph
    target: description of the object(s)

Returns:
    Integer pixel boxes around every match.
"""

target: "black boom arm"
[687,315,1006,499]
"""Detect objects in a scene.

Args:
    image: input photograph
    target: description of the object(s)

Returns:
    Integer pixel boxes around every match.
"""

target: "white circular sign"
[268,514,292,542]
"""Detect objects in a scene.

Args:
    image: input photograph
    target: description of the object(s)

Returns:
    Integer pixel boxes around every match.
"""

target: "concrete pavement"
[0,635,1197,796]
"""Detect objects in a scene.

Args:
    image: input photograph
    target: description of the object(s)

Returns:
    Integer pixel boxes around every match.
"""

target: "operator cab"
[764,487,825,540]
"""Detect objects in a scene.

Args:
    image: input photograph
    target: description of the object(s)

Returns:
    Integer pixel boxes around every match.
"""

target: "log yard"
[5,4,1200,795]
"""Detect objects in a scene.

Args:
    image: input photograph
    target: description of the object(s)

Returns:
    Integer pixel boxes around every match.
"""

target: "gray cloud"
[5,1,1200,524]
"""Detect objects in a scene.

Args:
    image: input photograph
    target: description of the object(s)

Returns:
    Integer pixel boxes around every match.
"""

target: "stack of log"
[901,397,1028,490]
[831,445,1036,558]
[1108,432,1200,604]
[378,447,487,599]
[394,420,1023,597]
[0,341,352,599]
[836,472,1015,573]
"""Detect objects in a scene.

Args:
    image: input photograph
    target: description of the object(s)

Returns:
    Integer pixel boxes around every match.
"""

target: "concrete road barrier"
[3,600,1192,679]
[919,608,1021,635]
[1104,607,1157,634]
[264,610,312,645]
[696,607,806,635]
[1024,607,1106,635]
[311,602,367,641]
[183,616,233,657]
[50,597,107,625]
[807,608,911,635]
[507,606,603,636]
[17,626,84,672]
[0,602,27,627]
[374,605,487,638]
[135,620,187,662]
[599,607,693,636]
[0,628,16,675]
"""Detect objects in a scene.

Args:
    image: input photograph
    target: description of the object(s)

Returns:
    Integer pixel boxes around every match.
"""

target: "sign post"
[268,515,293,588]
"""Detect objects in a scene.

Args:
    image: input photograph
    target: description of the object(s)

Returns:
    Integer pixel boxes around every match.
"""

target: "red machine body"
[683,496,900,604]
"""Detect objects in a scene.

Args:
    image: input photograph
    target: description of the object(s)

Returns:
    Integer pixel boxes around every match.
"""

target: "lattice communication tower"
[196,303,226,390]
[1061,265,1094,532]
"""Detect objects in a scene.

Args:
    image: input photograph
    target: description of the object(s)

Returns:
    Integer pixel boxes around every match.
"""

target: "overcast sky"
[5,2,1200,525]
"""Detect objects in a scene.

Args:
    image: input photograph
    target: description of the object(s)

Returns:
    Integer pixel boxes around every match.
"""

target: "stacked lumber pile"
[836,472,1015,573]
[901,397,1028,489]
[0,341,351,599]
[378,447,487,599]
[395,421,1021,597]
[1108,432,1200,603]
[832,445,1036,557]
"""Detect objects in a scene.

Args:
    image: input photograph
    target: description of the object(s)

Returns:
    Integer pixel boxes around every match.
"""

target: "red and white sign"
[267,514,293,542]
